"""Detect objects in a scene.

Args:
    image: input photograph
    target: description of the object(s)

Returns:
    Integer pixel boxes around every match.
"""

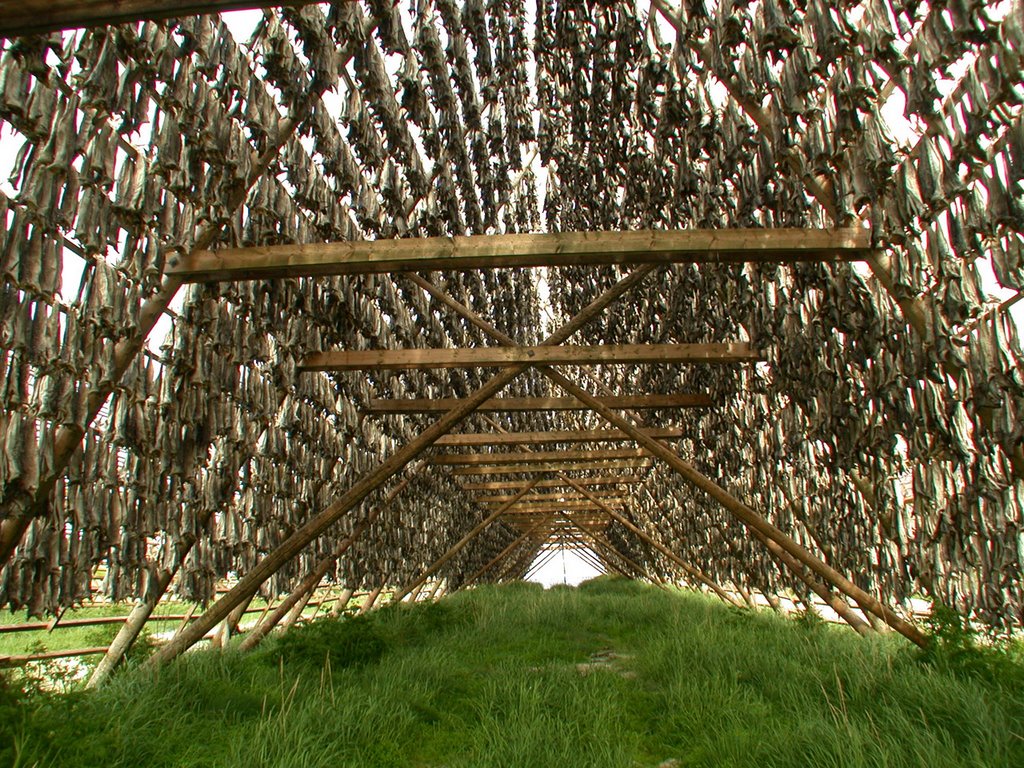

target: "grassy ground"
[2,578,1022,768]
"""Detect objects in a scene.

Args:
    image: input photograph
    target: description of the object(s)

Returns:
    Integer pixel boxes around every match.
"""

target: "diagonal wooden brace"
[539,368,929,648]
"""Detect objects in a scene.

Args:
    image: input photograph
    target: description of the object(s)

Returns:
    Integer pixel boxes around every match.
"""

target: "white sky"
[527,546,604,586]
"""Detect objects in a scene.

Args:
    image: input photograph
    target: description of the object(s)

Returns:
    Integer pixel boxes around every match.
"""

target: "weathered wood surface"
[433,448,645,465]
[169,227,873,281]
[451,459,652,475]
[367,394,711,414]
[460,476,643,491]
[435,427,685,446]
[301,343,760,372]
[0,0,323,37]
[498,500,624,512]
[474,490,627,503]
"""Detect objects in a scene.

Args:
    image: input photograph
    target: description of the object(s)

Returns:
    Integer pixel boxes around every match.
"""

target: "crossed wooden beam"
[383,273,927,646]
[147,264,924,664]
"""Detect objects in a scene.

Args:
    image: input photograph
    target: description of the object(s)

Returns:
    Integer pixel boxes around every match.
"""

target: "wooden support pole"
[476,490,626,503]
[170,227,873,282]
[568,522,647,580]
[600,506,742,608]
[523,545,560,581]
[425,580,444,602]
[366,394,711,414]
[329,587,355,618]
[239,556,336,652]
[301,343,760,372]
[759,536,874,637]
[281,582,320,631]
[461,476,642,491]
[358,583,385,614]
[499,501,625,513]
[392,479,542,602]
[541,369,928,647]
[146,267,656,666]
[451,459,652,475]
[436,427,686,447]
[237,466,419,652]
[211,595,255,649]
[735,584,758,610]
[433,448,646,465]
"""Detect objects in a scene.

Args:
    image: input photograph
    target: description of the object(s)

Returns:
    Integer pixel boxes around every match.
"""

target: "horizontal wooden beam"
[0,1,319,37]
[434,448,644,465]
[435,427,684,446]
[301,343,760,372]
[367,394,711,414]
[451,459,652,475]
[475,490,627,503]
[502,502,620,513]
[168,228,873,282]
[461,476,643,491]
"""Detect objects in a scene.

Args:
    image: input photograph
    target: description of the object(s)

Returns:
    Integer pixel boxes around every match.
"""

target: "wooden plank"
[461,476,643,491]
[301,343,760,372]
[435,427,685,446]
[0,1,320,37]
[451,459,652,475]
[475,490,627,503]
[367,394,711,414]
[169,227,873,282]
[500,501,623,513]
[433,448,645,465]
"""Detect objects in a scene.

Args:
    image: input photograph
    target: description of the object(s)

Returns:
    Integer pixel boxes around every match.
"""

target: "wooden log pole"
[146,267,656,666]
[171,227,873,282]
[238,556,337,652]
[541,368,928,647]
[300,342,762,372]
[759,536,874,637]
[0,1,325,37]
[328,587,355,618]
[211,595,255,649]
[237,466,419,652]
[357,583,385,614]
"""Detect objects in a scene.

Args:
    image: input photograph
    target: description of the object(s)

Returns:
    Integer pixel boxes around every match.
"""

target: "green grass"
[2,578,1022,767]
